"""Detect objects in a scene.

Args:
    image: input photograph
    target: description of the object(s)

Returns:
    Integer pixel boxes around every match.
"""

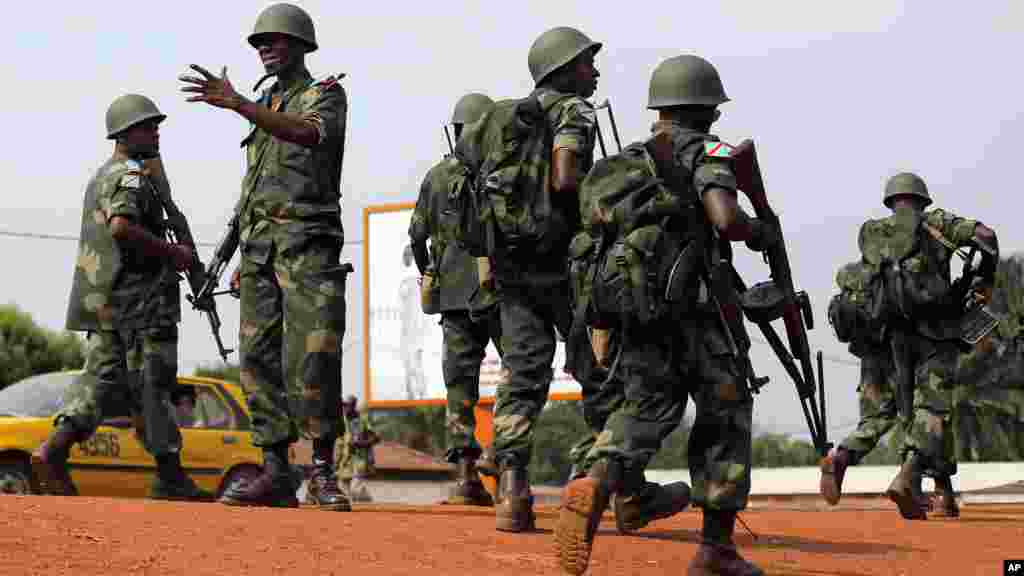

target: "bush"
[0,304,85,389]
[193,363,240,383]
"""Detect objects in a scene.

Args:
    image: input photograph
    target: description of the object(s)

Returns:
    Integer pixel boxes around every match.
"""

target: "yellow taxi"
[0,371,264,498]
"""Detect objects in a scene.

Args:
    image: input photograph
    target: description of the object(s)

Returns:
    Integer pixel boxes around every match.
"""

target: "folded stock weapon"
[730,140,830,456]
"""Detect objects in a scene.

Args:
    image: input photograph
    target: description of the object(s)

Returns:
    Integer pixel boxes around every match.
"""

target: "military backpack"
[568,133,704,331]
[448,91,573,261]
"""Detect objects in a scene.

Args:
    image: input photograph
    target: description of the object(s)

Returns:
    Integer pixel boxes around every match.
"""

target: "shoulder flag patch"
[704,141,734,158]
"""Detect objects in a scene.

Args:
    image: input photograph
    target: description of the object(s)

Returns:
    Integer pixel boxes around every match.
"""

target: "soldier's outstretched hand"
[179,65,244,111]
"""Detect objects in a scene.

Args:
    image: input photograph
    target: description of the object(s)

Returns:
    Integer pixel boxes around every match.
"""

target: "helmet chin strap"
[253,72,275,93]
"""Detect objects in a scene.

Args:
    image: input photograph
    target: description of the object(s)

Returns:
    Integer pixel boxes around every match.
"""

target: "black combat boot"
[886,453,929,520]
[447,455,494,507]
[31,421,79,496]
[149,452,215,502]
[688,510,765,576]
[219,444,298,508]
[555,460,613,576]
[495,465,536,532]
[304,438,351,511]
[931,475,960,518]
[819,446,852,505]
[613,479,691,534]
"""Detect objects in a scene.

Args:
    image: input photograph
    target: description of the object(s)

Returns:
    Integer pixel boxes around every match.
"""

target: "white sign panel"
[364,206,579,403]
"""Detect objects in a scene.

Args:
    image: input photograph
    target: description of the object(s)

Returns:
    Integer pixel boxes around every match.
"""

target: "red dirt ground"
[1,497,1022,575]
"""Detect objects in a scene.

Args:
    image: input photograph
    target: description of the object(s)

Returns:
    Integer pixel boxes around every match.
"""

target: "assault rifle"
[144,156,236,362]
[730,140,831,456]
[443,123,455,157]
[593,99,622,158]
[189,213,241,362]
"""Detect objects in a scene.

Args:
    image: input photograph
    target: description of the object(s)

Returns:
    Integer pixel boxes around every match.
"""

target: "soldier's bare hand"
[229,266,241,297]
[180,65,246,110]
[170,244,194,272]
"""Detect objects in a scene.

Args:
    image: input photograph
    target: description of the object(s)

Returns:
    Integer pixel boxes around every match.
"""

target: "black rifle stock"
[144,156,236,362]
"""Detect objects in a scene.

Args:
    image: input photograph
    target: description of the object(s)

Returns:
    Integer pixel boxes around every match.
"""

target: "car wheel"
[0,462,31,495]
[218,464,262,498]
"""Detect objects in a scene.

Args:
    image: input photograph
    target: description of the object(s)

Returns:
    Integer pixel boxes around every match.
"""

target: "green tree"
[0,304,85,389]
[529,400,590,485]
[193,363,240,383]
[373,405,448,458]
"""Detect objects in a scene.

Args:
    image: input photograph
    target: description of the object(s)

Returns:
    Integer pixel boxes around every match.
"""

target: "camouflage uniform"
[836,346,899,460]
[62,157,183,457]
[871,208,981,479]
[336,409,378,501]
[409,157,502,463]
[612,122,755,513]
[491,86,596,469]
[236,70,348,448]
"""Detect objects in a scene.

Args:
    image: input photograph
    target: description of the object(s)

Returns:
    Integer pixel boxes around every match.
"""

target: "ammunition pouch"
[420,271,440,315]
[591,225,692,327]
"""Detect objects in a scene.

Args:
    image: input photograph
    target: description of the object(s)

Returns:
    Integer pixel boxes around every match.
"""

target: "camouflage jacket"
[655,121,747,351]
[66,156,181,332]
[409,157,491,312]
[859,207,979,340]
[536,87,598,187]
[238,69,347,264]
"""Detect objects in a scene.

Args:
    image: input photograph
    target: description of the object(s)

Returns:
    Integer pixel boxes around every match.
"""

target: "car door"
[66,415,152,498]
[177,382,244,494]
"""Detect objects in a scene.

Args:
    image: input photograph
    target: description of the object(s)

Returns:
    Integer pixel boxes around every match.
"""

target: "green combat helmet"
[105,94,166,139]
[451,93,494,125]
[527,26,602,86]
[647,55,730,109]
[883,172,931,208]
[248,3,317,52]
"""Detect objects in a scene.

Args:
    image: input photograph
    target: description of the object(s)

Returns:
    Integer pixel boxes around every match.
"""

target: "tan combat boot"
[613,480,691,534]
[495,467,535,532]
[688,510,764,576]
[687,543,765,576]
[885,455,928,520]
[555,461,611,576]
[447,458,494,507]
[819,446,851,506]
[930,476,960,518]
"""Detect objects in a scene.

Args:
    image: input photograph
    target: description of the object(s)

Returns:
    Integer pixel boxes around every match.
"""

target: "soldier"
[819,280,901,508]
[556,55,777,576]
[336,396,379,502]
[31,94,211,502]
[408,92,500,506]
[487,26,602,532]
[861,173,997,520]
[179,2,350,510]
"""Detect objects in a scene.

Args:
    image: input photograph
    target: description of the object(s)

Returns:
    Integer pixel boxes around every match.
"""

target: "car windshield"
[0,372,77,417]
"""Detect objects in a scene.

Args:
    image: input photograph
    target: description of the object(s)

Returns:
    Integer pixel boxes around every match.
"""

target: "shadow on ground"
[628,529,920,556]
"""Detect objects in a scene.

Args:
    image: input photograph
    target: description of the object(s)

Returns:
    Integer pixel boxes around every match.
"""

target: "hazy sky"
[2,1,1021,441]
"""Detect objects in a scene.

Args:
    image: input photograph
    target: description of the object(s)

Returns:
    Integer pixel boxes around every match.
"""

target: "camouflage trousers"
[838,348,899,463]
[239,242,348,448]
[619,309,753,511]
[492,281,571,469]
[568,334,627,477]
[58,325,181,456]
[892,332,959,477]
[442,309,501,462]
